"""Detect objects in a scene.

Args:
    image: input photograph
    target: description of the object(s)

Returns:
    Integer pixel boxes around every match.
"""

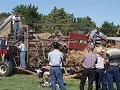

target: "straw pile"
[34,33,52,39]
[65,49,88,66]
[65,51,83,66]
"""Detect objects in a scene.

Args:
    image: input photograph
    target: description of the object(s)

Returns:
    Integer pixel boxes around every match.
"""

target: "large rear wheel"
[0,60,13,77]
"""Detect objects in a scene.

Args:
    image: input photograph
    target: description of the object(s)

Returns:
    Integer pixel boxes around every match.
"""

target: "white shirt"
[12,15,20,24]
[95,54,105,69]
[19,43,26,51]
[48,49,64,66]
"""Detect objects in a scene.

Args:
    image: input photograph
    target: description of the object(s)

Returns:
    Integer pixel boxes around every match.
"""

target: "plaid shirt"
[82,51,97,69]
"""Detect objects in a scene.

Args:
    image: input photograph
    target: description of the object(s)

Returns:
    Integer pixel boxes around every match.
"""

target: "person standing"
[95,47,107,90]
[0,37,7,62]
[18,40,26,68]
[12,13,20,40]
[48,42,66,90]
[80,45,97,90]
[106,40,120,90]
[8,41,18,65]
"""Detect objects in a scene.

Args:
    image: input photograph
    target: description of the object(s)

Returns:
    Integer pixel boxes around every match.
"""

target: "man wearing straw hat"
[95,47,107,90]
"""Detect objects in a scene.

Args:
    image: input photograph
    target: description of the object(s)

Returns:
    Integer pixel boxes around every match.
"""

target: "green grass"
[0,74,117,90]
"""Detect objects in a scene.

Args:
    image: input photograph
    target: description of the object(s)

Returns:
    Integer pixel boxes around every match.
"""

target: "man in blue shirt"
[89,28,100,45]
[48,42,66,90]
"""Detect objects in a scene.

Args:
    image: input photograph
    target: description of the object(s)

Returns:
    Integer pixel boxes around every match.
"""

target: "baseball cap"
[97,47,105,53]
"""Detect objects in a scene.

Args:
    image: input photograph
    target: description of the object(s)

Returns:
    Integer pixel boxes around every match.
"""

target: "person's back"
[82,52,97,69]
[48,49,63,66]
[48,42,66,90]
[106,47,120,66]
[106,40,120,90]
[80,45,97,90]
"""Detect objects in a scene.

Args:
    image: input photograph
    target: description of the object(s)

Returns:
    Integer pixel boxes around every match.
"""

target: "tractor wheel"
[0,60,13,77]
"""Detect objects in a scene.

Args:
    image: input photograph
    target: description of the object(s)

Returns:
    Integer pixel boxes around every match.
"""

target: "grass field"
[0,74,117,90]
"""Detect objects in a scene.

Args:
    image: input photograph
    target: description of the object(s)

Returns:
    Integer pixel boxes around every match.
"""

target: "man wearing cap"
[106,40,120,90]
[80,45,97,90]
[48,42,66,90]
[95,47,107,90]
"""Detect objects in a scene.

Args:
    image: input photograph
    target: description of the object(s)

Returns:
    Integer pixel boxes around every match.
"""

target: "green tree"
[44,7,73,34]
[12,4,42,30]
[100,21,117,37]
[75,16,96,34]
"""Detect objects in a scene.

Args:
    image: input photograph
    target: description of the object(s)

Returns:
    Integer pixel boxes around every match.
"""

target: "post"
[10,21,13,34]
[24,25,29,64]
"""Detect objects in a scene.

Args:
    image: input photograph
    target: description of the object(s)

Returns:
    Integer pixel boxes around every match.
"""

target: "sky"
[0,0,120,27]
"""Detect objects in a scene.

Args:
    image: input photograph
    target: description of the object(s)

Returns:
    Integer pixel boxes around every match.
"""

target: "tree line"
[0,4,119,36]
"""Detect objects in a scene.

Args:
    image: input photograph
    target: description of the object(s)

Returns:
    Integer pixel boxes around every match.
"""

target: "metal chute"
[0,15,13,30]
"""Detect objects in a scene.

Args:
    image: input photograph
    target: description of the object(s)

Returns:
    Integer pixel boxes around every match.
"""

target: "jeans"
[96,69,107,90]
[50,67,66,90]
[80,68,95,90]
[13,22,19,40]
[107,65,120,90]
[20,51,26,68]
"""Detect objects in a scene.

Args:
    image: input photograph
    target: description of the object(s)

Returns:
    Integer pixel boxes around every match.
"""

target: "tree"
[12,4,42,30]
[75,16,96,34]
[44,7,73,34]
[100,21,117,37]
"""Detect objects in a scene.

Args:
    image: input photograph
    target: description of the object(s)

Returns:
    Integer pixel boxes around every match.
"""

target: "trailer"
[0,22,120,77]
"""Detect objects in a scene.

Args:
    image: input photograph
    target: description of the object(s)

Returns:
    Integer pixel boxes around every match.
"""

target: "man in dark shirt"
[8,42,18,65]
[0,37,7,62]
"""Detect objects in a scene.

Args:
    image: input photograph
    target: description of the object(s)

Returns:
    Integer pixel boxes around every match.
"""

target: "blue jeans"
[50,67,66,90]
[20,52,26,68]
[96,69,107,90]
[107,65,120,90]
[13,22,19,40]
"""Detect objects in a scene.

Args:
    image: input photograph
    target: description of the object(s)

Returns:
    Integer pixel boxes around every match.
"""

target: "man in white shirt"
[18,40,26,68]
[12,13,20,40]
[48,42,66,90]
[95,47,107,90]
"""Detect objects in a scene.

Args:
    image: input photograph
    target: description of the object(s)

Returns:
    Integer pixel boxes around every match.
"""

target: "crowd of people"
[0,13,26,68]
[44,27,120,90]
[80,40,120,90]
[0,39,26,68]
[40,39,120,90]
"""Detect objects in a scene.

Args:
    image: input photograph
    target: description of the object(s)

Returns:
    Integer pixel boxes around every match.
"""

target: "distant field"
[0,74,117,90]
